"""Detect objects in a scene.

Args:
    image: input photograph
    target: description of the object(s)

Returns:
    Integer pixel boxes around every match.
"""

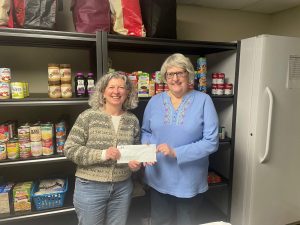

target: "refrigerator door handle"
[260,86,274,163]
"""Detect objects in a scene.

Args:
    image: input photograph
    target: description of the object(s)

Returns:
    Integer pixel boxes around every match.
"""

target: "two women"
[65,53,219,225]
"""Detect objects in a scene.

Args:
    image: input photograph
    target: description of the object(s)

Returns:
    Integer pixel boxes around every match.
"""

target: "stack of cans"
[195,57,207,93]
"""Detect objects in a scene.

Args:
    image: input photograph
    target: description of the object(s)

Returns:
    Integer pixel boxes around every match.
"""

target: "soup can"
[30,125,41,142]
[0,142,7,160]
[0,68,11,82]
[11,82,24,99]
[0,82,10,99]
[7,138,20,159]
[18,125,30,142]
[31,141,42,157]
[19,141,31,159]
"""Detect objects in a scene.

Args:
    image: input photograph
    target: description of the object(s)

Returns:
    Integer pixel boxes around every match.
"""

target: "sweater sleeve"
[175,95,219,164]
[64,113,104,166]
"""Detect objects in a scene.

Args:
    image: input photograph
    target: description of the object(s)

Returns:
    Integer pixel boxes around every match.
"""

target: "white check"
[117,144,157,163]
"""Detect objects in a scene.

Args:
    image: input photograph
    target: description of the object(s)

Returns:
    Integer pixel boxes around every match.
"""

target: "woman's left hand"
[157,144,176,158]
[128,160,141,171]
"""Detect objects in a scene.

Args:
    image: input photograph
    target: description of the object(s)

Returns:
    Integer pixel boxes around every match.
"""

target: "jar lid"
[48,63,59,67]
[48,80,61,85]
[76,72,84,76]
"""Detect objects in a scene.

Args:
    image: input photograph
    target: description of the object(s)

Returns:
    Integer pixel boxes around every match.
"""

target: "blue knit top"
[141,90,219,198]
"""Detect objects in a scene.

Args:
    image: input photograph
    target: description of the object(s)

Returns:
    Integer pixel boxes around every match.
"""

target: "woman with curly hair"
[64,71,141,225]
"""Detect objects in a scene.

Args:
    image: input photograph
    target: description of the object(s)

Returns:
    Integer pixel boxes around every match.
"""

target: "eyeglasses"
[165,70,187,79]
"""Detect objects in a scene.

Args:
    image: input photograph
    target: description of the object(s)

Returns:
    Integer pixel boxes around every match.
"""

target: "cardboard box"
[13,181,33,212]
[0,182,14,214]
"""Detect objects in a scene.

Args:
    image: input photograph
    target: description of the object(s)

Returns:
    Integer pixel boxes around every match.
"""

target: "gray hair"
[89,71,138,110]
[160,53,195,83]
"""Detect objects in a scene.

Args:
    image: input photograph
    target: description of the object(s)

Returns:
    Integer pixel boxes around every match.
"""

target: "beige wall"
[177,5,271,42]
[270,5,300,37]
[177,4,300,42]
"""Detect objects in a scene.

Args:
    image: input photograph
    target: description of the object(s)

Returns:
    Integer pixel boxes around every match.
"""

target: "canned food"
[31,141,42,157]
[0,68,11,82]
[55,121,66,154]
[0,123,9,142]
[212,73,218,85]
[7,120,17,139]
[30,125,41,142]
[11,82,24,99]
[0,142,7,160]
[216,84,224,95]
[18,125,30,142]
[224,83,233,95]
[211,84,218,95]
[19,141,31,159]
[23,82,29,97]
[0,82,10,99]
[7,138,20,159]
[41,123,54,156]
[217,73,225,84]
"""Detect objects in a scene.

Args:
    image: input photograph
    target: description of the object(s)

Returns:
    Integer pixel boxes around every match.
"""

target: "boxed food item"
[0,182,14,214]
[13,181,33,212]
[137,72,150,97]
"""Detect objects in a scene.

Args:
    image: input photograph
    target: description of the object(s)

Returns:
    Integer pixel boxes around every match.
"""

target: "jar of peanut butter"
[48,64,60,82]
[48,81,61,98]
[60,64,72,83]
[61,82,72,98]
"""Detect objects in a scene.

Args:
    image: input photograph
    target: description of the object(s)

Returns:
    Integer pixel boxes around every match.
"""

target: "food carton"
[137,72,150,97]
[0,182,14,214]
[13,181,33,212]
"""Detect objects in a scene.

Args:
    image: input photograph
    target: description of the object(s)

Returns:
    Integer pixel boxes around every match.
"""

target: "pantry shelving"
[97,30,239,222]
[0,28,239,223]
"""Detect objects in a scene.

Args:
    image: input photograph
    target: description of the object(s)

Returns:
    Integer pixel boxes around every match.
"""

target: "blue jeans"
[150,188,200,225]
[74,177,133,225]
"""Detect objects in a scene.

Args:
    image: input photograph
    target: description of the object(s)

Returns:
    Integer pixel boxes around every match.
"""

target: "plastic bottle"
[86,72,96,96]
[75,72,86,97]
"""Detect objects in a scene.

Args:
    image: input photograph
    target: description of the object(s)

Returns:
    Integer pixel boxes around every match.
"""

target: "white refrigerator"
[231,35,300,225]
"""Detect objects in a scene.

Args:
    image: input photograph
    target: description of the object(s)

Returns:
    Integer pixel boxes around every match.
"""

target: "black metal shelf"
[219,138,231,144]
[0,154,70,168]
[0,93,89,106]
[106,33,237,55]
[0,28,96,48]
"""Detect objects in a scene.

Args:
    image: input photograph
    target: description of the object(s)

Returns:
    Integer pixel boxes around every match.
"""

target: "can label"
[30,125,41,142]
[19,141,31,159]
[0,123,9,142]
[217,73,225,84]
[216,84,224,95]
[11,82,24,99]
[0,82,10,99]
[31,141,42,157]
[7,140,20,159]
[0,142,7,160]
[0,68,11,82]
[18,126,30,142]
[224,83,233,95]
[41,123,54,155]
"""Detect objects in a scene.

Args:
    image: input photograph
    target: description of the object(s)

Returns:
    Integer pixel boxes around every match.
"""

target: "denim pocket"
[76,177,90,184]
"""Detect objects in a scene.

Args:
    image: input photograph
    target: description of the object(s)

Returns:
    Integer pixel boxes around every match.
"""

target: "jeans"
[150,188,200,225]
[74,177,133,225]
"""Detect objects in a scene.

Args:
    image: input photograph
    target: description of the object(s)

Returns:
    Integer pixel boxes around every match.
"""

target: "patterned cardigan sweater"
[64,108,140,182]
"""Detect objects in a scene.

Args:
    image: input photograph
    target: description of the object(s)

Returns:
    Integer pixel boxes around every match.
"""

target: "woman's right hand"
[106,147,121,160]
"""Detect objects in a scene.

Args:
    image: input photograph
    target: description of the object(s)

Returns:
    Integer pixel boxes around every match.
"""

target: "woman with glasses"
[141,53,219,225]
